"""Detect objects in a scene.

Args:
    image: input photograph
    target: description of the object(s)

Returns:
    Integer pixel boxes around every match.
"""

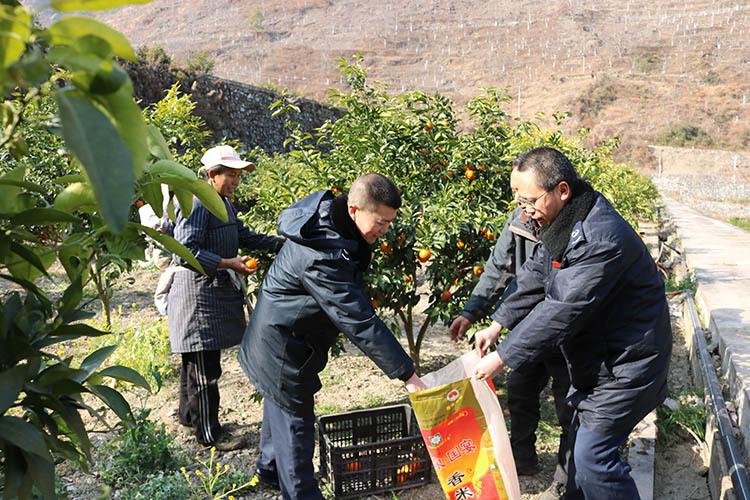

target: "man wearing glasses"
[449,202,572,499]
[472,147,671,500]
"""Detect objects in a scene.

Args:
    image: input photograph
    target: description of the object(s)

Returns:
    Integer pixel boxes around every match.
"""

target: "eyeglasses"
[515,190,550,209]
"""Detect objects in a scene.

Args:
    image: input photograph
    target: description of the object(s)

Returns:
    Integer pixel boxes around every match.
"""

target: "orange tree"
[238,57,657,373]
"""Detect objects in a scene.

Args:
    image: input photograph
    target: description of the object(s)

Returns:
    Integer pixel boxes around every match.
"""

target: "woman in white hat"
[167,145,283,450]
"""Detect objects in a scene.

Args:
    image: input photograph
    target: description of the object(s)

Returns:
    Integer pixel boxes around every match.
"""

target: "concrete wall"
[126,62,343,153]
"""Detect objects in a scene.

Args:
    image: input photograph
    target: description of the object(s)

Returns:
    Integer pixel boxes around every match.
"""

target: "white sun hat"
[200,145,254,171]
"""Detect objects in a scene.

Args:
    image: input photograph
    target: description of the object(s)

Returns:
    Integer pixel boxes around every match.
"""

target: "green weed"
[657,390,707,444]
[98,409,187,488]
[664,271,697,295]
[87,306,176,391]
[728,217,750,232]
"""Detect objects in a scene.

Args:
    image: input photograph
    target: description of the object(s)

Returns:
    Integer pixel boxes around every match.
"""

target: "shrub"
[658,124,714,148]
[186,51,215,75]
[576,77,621,119]
[144,83,213,171]
[136,44,173,66]
[98,409,186,488]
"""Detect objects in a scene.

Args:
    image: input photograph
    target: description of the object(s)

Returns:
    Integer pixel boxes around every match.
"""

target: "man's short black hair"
[348,173,402,210]
[512,147,579,192]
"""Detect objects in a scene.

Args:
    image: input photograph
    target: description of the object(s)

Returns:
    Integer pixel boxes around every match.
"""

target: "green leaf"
[140,182,164,217]
[0,5,31,66]
[56,89,133,233]
[0,364,26,414]
[46,16,136,61]
[6,242,55,282]
[54,181,97,213]
[0,416,53,461]
[57,403,91,461]
[158,176,228,222]
[0,164,25,214]
[23,449,56,498]
[173,186,193,218]
[49,323,108,339]
[89,384,132,421]
[49,0,151,12]
[78,344,116,379]
[59,275,83,317]
[146,124,173,161]
[99,365,151,392]
[90,61,127,94]
[0,178,45,192]
[9,208,78,225]
[95,80,148,178]
[129,222,205,274]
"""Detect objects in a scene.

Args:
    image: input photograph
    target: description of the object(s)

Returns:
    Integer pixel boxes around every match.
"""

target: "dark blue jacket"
[493,191,671,434]
[238,190,415,415]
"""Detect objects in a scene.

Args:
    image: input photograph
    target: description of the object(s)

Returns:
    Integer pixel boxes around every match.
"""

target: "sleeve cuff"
[496,339,522,370]
[196,251,221,275]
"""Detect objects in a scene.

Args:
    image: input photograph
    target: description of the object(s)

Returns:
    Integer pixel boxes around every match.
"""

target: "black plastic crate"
[317,404,432,499]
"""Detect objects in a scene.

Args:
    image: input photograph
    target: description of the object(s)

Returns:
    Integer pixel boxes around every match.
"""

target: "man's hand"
[474,321,503,356]
[474,352,505,381]
[219,256,257,276]
[405,372,428,393]
[448,315,472,341]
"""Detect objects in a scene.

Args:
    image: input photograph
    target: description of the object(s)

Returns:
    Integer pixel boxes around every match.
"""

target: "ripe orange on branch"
[417,248,432,262]
[440,290,452,301]
[473,265,484,277]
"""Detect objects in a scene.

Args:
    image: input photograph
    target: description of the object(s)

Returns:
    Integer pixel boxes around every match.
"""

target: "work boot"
[248,468,280,491]
[205,429,248,452]
[536,480,566,500]
[515,460,542,476]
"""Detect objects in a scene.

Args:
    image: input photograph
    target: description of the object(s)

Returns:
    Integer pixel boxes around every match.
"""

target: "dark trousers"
[564,413,639,500]
[179,350,222,445]
[507,351,572,483]
[256,398,323,500]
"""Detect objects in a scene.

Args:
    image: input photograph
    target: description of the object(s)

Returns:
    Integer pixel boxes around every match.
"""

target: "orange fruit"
[424,122,434,132]
[396,233,406,246]
[134,199,145,209]
[331,186,342,195]
[456,240,465,250]
[345,461,363,472]
[371,298,380,309]
[379,242,392,254]
[417,248,432,262]
[486,231,495,241]
[473,265,484,277]
[440,290,452,301]
[245,258,259,270]
[465,169,476,181]
[404,275,413,285]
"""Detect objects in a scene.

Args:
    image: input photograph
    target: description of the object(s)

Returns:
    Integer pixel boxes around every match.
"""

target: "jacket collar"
[540,180,597,262]
[509,209,540,242]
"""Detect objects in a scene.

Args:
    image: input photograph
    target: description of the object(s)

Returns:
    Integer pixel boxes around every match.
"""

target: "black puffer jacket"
[238,190,415,415]
[493,184,672,434]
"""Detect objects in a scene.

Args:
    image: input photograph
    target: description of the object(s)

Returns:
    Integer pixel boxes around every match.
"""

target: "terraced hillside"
[33,0,750,163]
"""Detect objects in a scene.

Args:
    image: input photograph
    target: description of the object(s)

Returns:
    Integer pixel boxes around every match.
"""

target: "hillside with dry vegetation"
[34,0,750,164]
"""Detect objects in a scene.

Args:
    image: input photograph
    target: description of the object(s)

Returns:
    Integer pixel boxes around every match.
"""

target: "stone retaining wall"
[126,62,343,153]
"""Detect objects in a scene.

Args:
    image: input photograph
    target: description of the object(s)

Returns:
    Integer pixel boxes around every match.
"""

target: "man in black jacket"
[239,173,425,499]
[449,207,572,497]
[473,148,671,500]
